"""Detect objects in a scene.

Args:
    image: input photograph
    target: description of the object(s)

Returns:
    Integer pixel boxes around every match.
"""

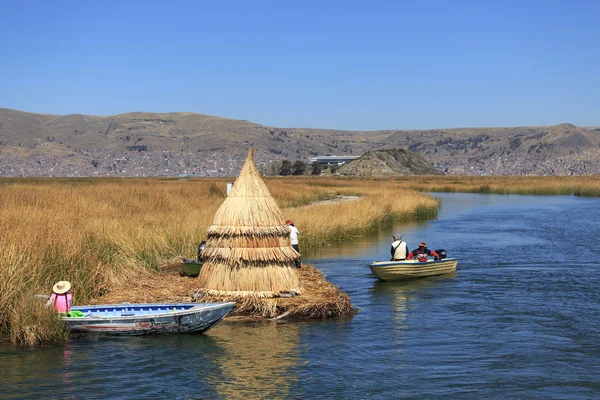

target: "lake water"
[1,193,600,399]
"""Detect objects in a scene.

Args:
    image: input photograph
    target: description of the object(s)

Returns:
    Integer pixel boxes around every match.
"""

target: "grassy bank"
[0,177,437,345]
[393,175,600,197]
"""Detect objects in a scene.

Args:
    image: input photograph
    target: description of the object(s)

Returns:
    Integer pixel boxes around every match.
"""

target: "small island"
[93,148,356,320]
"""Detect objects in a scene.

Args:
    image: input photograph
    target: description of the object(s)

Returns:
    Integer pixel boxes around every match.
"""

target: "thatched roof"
[197,147,300,297]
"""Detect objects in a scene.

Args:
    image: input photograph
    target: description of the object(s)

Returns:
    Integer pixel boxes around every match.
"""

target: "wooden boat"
[62,302,235,336]
[369,258,458,281]
[180,258,203,277]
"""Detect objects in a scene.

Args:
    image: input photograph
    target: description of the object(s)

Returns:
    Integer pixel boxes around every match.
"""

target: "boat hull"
[180,259,203,277]
[62,302,234,336]
[369,258,458,281]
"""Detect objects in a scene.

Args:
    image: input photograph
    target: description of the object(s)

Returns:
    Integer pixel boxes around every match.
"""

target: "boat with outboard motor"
[369,257,458,281]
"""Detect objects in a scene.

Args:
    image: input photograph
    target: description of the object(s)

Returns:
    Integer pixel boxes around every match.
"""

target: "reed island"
[0,151,440,345]
[95,148,363,320]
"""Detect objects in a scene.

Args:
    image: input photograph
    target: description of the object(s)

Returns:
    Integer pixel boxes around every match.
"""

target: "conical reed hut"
[197,147,301,298]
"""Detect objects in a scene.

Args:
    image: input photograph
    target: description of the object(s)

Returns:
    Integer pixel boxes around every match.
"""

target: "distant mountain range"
[1,107,599,176]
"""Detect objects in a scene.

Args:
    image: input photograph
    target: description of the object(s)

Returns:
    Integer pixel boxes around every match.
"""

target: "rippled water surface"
[2,193,600,399]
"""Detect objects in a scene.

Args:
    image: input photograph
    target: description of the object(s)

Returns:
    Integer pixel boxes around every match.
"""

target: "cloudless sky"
[1,0,598,130]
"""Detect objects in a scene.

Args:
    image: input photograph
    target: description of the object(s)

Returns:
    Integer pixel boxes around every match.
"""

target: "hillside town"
[434,147,600,176]
[0,149,249,177]
[1,145,599,177]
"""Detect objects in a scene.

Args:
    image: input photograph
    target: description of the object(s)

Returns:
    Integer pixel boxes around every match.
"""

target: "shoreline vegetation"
[398,175,600,196]
[2,175,599,346]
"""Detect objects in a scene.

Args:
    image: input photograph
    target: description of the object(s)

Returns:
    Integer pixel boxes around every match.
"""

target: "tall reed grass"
[4,174,600,345]
[0,176,438,344]
[392,175,600,196]
[281,182,438,248]
[6,174,600,344]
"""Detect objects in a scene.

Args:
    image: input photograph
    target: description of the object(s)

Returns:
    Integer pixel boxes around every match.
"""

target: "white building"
[309,155,360,165]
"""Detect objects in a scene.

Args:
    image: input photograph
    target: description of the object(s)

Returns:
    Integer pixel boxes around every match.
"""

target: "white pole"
[226,182,233,195]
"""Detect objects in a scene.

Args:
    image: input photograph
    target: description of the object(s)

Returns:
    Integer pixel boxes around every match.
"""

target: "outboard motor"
[197,240,206,261]
[435,249,447,259]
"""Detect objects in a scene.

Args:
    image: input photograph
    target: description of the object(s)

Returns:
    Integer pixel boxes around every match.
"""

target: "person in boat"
[390,233,408,261]
[46,280,72,314]
[406,242,440,262]
[286,219,301,268]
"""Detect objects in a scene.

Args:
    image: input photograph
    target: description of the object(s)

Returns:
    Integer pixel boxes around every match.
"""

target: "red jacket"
[406,247,439,261]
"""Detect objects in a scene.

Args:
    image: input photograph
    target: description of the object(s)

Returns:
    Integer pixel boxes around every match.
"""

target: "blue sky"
[1,0,598,130]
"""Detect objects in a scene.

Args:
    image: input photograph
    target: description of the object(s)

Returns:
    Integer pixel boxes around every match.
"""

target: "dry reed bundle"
[157,256,188,272]
[88,273,200,305]
[195,265,356,319]
[197,148,300,297]
[93,265,356,320]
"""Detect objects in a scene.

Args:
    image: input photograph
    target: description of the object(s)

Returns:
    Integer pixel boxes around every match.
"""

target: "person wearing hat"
[390,234,408,261]
[46,281,73,313]
[286,220,301,268]
[406,242,440,262]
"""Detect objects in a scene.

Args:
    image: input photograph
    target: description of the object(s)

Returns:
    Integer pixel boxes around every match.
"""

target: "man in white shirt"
[286,220,301,268]
[390,234,408,261]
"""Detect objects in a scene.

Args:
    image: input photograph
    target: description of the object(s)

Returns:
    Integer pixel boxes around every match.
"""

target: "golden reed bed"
[397,175,600,196]
[2,175,598,345]
[0,176,437,345]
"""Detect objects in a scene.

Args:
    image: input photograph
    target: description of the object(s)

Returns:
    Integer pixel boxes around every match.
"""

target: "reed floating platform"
[90,265,356,321]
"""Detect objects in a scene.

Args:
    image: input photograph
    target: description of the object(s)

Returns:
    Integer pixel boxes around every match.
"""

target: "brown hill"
[381,123,600,175]
[337,148,443,176]
[1,108,599,176]
[0,107,387,160]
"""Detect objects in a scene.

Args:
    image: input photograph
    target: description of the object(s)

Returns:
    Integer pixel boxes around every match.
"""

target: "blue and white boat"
[62,302,235,336]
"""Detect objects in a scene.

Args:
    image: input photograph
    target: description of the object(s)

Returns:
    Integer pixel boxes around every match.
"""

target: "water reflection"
[370,272,457,299]
[0,344,80,398]
[60,345,74,391]
[370,273,457,324]
[206,321,300,399]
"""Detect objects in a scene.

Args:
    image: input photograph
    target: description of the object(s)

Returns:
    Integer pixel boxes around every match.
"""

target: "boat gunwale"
[370,258,458,267]
[62,302,236,321]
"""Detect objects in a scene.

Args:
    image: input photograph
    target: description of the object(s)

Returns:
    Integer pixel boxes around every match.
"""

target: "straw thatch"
[196,147,301,297]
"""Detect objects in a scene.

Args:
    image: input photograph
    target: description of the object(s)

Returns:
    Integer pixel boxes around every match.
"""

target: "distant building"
[309,155,360,165]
